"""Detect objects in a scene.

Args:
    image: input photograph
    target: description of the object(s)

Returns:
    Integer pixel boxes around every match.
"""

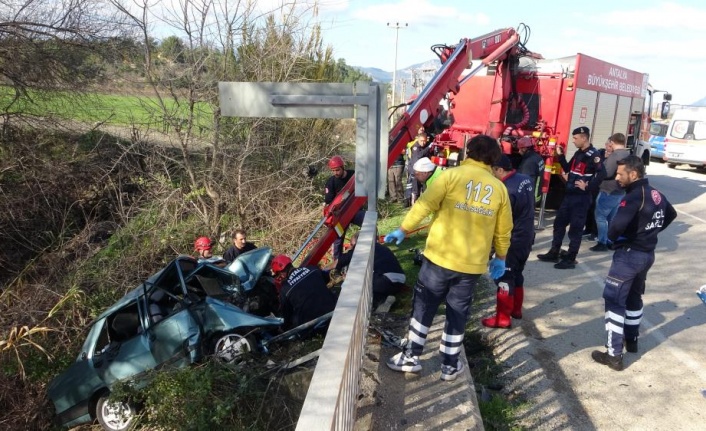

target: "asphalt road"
[482,161,706,430]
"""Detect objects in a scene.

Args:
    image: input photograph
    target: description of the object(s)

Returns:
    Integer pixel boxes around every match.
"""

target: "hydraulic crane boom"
[298,28,521,267]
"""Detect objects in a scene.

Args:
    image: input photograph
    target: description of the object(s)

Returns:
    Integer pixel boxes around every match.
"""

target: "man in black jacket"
[591,156,677,371]
[223,229,257,263]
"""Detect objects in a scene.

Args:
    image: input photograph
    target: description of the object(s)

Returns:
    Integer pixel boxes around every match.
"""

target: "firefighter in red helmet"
[324,155,365,263]
[193,236,225,265]
[270,254,337,332]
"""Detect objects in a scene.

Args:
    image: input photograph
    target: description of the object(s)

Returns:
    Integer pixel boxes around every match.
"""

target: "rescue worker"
[335,231,406,309]
[223,228,257,263]
[481,155,535,328]
[516,136,545,204]
[591,133,630,252]
[324,155,365,262]
[193,236,225,265]
[383,134,512,381]
[591,156,676,370]
[271,254,337,332]
[407,132,432,204]
[537,126,605,269]
[412,157,443,189]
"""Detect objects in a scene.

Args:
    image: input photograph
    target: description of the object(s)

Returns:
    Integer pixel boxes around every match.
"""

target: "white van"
[664,109,706,169]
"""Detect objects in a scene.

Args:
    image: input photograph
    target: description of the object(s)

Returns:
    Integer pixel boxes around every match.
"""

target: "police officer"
[271,254,337,332]
[516,136,545,204]
[537,127,605,269]
[383,134,512,381]
[591,156,676,370]
[482,155,535,328]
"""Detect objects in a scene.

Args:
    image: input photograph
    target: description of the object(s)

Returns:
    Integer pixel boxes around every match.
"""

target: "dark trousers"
[603,248,654,356]
[496,242,531,294]
[406,258,480,367]
[372,273,404,308]
[387,165,405,201]
[332,210,365,261]
[552,193,591,257]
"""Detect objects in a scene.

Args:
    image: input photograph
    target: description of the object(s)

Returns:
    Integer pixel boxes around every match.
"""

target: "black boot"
[625,339,638,353]
[537,247,560,262]
[591,350,624,371]
[554,257,576,269]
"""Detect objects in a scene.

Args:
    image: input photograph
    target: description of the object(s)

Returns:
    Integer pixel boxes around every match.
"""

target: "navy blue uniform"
[602,178,676,356]
[517,149,545,203]
[280,266,337,331]
[497,171,535,293]
[337,243,406,307]
[552,145,604,259]
[324,169,364,260]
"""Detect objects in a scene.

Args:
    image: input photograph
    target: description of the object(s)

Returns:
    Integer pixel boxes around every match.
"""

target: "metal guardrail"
[295,212,377,431]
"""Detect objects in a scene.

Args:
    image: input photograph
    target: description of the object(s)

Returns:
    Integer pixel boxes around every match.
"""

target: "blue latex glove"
[489,258,506,280]
[384,228,406,245]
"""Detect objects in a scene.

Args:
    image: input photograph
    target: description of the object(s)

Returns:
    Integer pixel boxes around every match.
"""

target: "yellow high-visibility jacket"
[401,159,513,274]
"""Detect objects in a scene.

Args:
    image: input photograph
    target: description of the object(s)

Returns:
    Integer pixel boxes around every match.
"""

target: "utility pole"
[387,22,408,121]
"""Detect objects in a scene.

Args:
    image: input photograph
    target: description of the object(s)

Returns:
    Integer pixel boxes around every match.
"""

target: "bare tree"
[109,0,346,245]
[0,0,133,122]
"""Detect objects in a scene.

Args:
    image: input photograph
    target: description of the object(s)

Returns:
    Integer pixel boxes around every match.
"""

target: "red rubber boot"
[512,286,524,319]
[481,291,513,329]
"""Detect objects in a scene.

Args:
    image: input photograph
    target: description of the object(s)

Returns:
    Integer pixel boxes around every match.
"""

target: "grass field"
[0,86,213,129]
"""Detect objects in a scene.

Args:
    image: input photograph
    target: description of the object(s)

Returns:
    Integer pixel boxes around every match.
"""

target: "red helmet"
[517,136,534,149]
[194,236,212,251]
[328,155,344,170]
[271,254,292,273]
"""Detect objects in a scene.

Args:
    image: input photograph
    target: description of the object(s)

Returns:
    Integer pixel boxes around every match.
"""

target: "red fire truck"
[298,26,668,266]
[428,50,669,208]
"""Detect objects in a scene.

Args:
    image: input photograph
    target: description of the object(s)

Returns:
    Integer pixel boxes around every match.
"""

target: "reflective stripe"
[408,331,426,346]
[442,332,464,343]
[439,344,462,355]
[606,310,625,323]
[625,308,643,317]
[410,318,429,335]
[625,316,642,325]
[606,322,624,334]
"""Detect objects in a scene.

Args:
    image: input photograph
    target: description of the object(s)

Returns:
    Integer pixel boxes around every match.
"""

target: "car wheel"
[212,333,255,363]
[95,395,136,431]
[641,152,650,166]
[667,163,677,169]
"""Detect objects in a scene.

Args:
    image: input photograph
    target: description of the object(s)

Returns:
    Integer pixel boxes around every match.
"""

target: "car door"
[94,301,158,388]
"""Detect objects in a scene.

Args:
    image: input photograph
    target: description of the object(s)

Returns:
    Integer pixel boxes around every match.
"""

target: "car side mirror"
[81,351,88,360]
[660,101,670,120]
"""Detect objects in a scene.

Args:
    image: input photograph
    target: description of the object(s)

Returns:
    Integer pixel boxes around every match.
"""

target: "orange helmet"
[517,136,534,149]
[194,236,212,251]
[328,155,344,170]
[271,254,292,273]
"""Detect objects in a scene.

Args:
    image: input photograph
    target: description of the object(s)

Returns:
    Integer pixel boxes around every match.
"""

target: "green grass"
[0,86,213,129]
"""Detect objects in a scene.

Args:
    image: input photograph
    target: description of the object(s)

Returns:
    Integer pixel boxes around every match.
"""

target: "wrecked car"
[47,248,282,431]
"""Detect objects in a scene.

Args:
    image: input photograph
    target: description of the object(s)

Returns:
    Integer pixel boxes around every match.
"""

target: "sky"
[309,0,706,105]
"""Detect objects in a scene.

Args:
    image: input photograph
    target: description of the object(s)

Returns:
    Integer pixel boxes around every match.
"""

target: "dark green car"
[47,249,282,430]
